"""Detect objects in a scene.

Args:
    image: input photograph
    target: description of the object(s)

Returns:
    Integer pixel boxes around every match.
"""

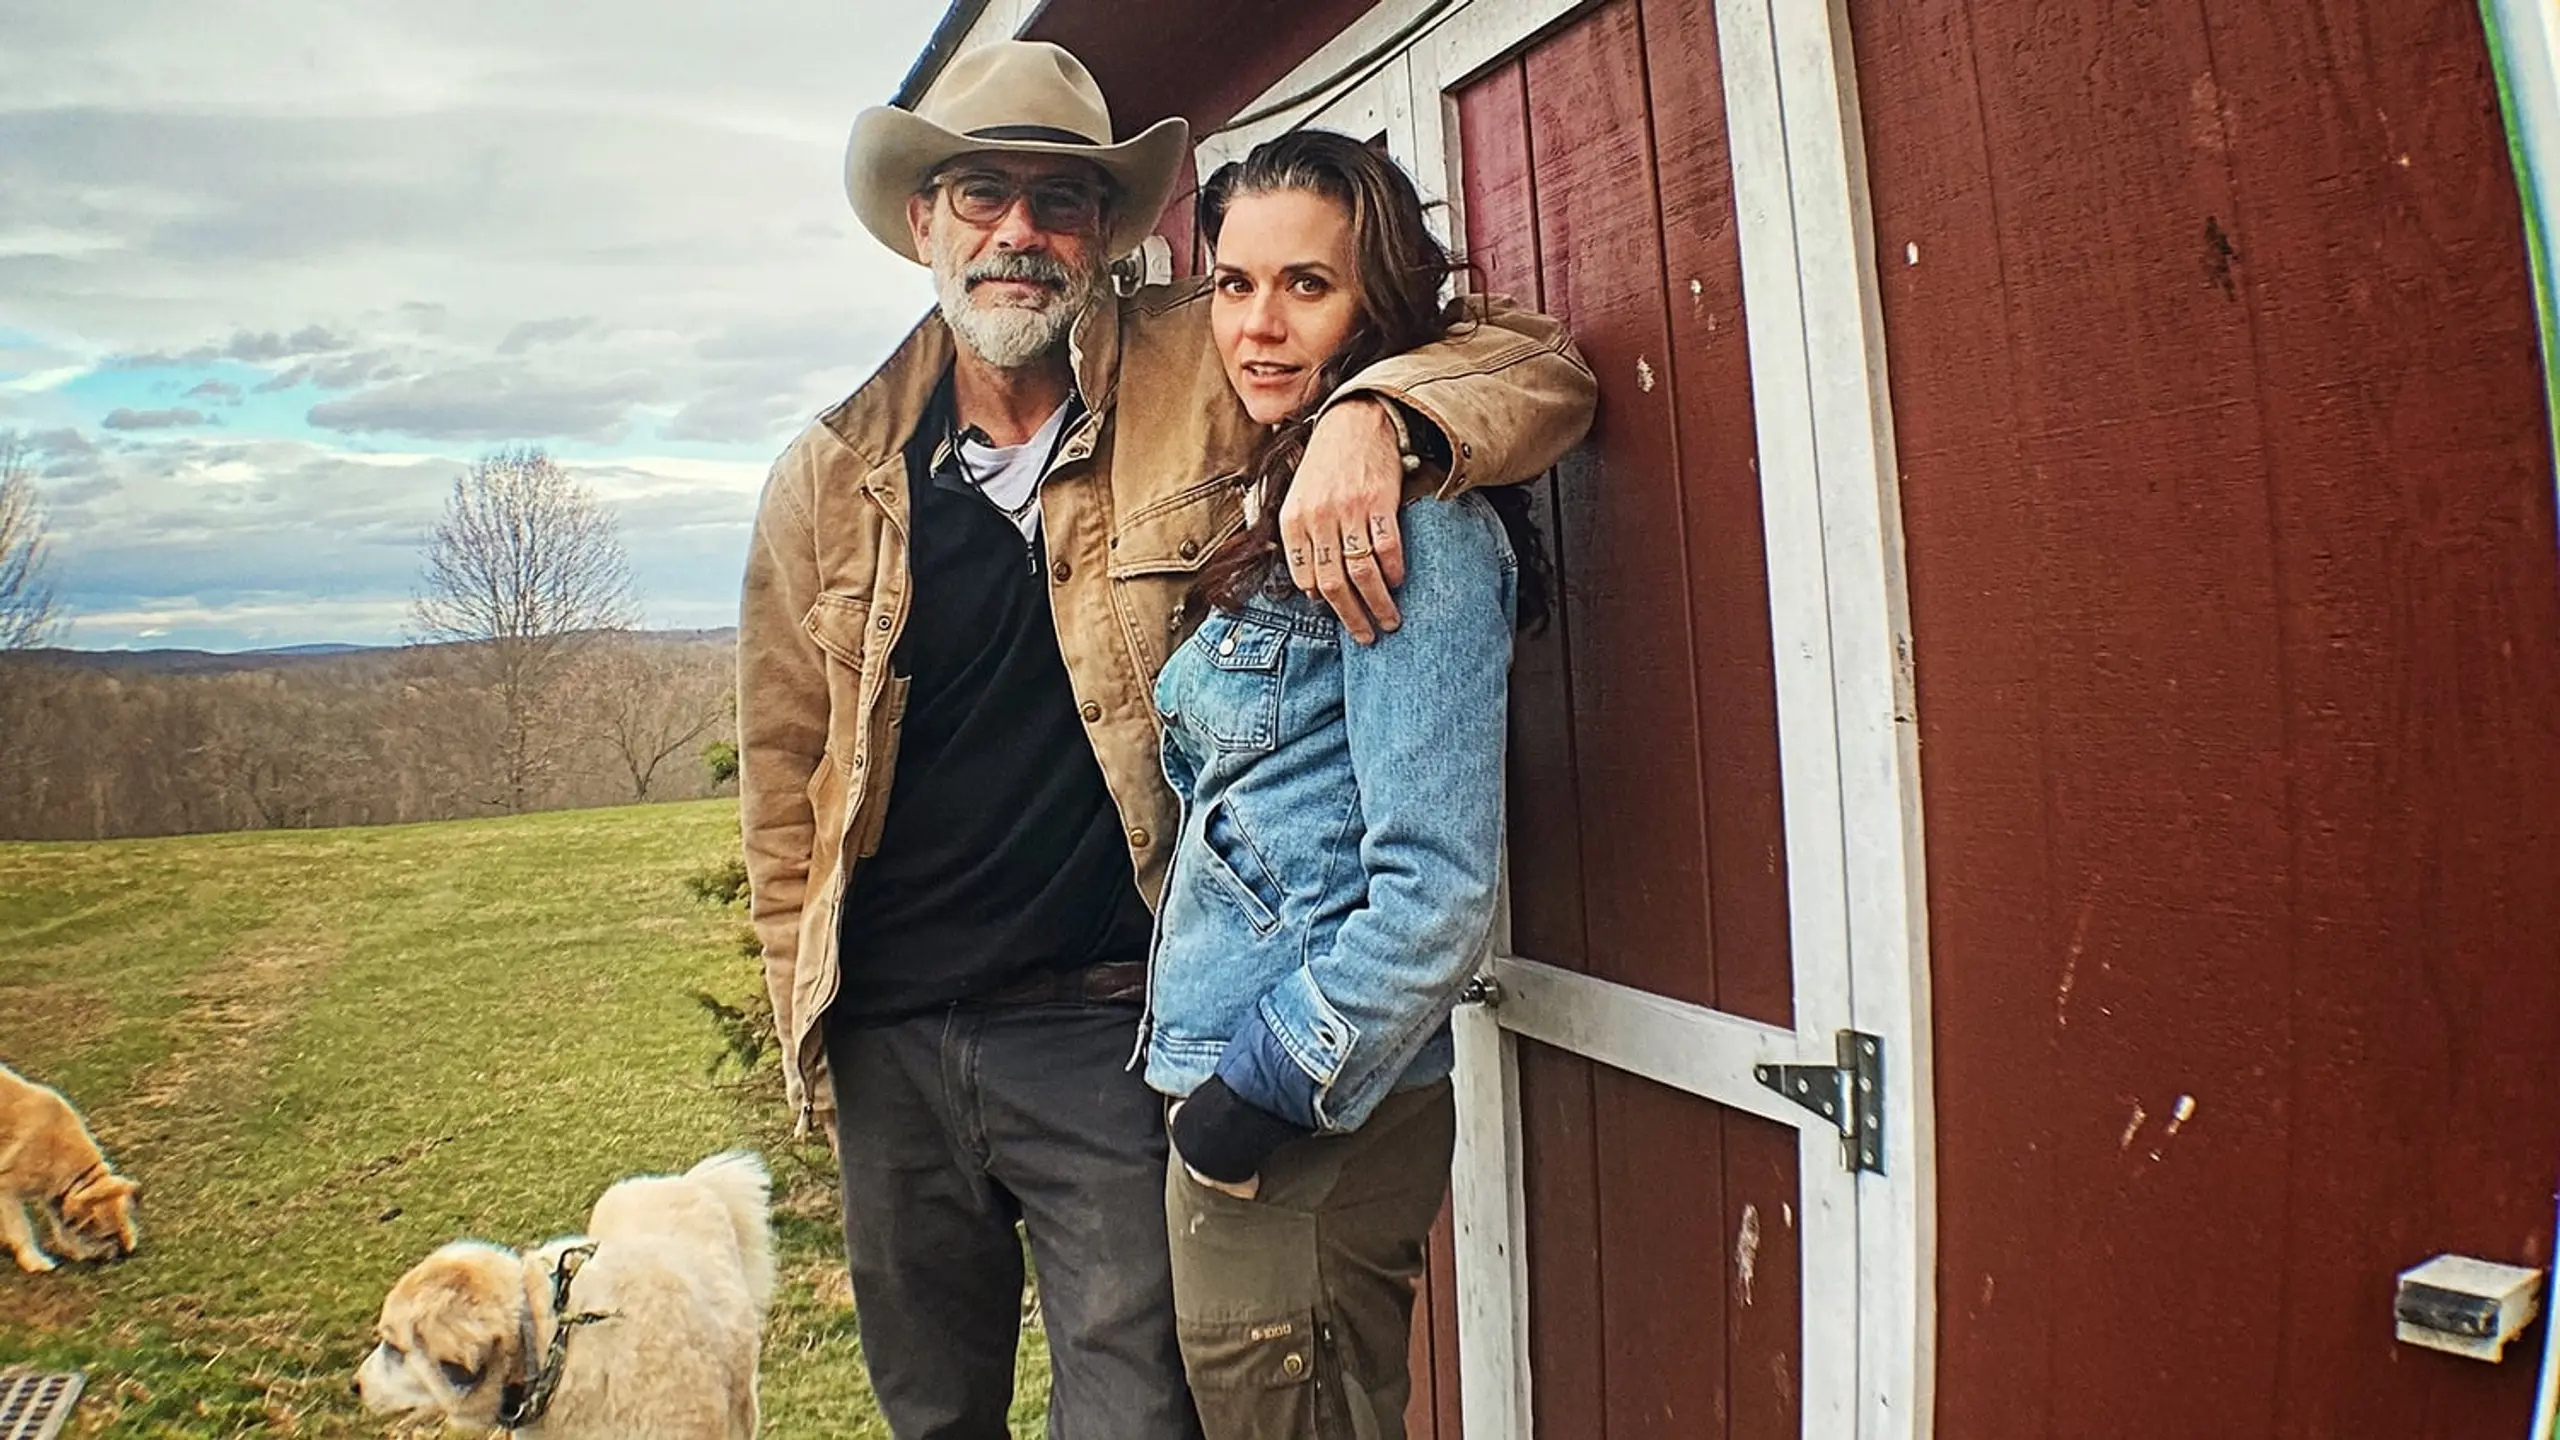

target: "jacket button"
[1179,538,1200,560]
[1080,700,1102,723]
[1128,827,1151,849]
[1052,558,1072,584]
[1218,635,1237,656]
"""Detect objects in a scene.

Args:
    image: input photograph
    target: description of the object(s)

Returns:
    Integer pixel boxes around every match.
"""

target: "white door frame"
[1194,1,1933,1435]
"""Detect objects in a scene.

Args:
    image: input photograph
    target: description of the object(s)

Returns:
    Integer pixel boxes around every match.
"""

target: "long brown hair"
[1190,130,1552,631]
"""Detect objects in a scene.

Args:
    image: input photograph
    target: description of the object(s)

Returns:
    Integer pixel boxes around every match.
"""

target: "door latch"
[1755,1030,1885,1175]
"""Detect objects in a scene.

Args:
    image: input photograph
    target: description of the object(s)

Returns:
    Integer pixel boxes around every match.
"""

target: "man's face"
[907,153,1112,369]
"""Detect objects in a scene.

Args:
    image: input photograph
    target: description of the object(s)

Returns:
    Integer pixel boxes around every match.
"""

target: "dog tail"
[686,1149,775,1316]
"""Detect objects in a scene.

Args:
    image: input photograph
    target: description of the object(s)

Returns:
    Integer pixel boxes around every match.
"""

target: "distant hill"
[25,628,737,676]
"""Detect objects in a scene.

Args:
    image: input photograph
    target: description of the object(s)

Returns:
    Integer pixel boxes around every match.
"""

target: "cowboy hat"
[845,40,1190,264]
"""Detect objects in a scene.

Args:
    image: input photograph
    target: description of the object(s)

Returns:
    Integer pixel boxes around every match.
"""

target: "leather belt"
[974,959,1149,1008]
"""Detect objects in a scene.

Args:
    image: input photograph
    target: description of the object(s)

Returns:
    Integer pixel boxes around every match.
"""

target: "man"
[738,40,1593,1439]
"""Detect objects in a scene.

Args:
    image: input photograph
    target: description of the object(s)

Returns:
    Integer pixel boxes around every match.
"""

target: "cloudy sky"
[0,0,949,650]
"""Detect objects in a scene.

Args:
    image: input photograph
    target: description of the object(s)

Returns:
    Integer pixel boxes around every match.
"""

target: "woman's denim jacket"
[1141,492,1517,1133]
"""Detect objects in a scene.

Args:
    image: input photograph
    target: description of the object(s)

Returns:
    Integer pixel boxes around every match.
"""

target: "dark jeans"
[827,1001,1204,1440]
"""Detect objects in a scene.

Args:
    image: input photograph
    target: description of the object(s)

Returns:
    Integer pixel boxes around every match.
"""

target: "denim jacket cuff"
[1217,966,1360,1130]
[1213,1014,1321,1130]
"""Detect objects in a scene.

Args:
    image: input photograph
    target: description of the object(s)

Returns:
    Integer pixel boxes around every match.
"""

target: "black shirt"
[827,377,1157,1023]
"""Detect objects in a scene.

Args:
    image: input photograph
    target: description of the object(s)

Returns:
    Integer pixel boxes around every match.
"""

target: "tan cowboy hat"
[845,40,1190,264]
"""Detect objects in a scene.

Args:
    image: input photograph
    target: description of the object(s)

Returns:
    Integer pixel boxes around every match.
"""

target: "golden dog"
[356,1150,773,1438]
[0,1061,142,1272]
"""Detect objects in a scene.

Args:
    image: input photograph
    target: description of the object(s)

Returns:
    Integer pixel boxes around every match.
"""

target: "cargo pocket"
[1177,1309,1343,1440]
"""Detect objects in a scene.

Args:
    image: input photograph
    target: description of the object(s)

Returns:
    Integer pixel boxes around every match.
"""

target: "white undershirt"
[956,400,1072,542]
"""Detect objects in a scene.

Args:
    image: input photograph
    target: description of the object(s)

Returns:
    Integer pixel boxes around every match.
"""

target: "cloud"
[102,405,212,429]
[223,325,350,362]
[498,316,596,355]
[254,349,409,392]
[18,427,98,462]
[306,365,661,442]
[184,378,243,402]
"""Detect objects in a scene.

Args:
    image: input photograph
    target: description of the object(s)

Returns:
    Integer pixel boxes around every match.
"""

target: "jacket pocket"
[1109,473,1245,578]
[800,591,874,773]
[1200,797,1284,936]
[1187,611,1285,753]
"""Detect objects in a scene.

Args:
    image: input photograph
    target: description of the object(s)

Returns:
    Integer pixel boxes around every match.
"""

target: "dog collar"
[496,1242,606,1431]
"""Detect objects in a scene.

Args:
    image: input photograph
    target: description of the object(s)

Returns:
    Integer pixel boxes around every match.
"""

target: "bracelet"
[1379,399,1425,474]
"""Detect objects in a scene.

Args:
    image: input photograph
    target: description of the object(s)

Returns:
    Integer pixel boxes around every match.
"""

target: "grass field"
[0,799,1051,1437]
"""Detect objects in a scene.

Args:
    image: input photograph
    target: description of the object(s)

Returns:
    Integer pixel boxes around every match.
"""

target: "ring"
[1341,535,1372,558]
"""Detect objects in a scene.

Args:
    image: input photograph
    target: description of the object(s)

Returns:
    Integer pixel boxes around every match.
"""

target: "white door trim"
[1205,1,1934,1435]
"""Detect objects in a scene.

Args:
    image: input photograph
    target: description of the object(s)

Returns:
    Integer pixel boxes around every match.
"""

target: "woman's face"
[1210,188,1362,425]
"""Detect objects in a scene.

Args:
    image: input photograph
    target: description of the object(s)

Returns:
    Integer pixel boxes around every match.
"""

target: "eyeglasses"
[934,170,1110,234]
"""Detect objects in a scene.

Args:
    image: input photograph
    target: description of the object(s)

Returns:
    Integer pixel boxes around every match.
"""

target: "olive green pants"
[1164,1082,1457,1440]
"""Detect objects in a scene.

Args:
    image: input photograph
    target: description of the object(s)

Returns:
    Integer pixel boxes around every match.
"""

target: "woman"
[1142,129,1554,1439]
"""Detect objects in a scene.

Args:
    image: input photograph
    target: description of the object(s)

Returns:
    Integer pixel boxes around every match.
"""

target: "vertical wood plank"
[1518,1041,1611,1440]
[1458,60,1586,975]
[1426,1204,1463,1440]
[1459,56,1611,1440]
[1640,0,1791,1036]
[1634,0,1806,1433]
[1405,1214,1440,1440]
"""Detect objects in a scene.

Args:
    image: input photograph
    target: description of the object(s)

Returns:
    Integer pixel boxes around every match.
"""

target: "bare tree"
[575,636,732,801]
[410,446,638,812]
[0,433,62,651]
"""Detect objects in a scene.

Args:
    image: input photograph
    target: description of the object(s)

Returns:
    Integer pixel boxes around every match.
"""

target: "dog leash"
[497,1241,613,1431]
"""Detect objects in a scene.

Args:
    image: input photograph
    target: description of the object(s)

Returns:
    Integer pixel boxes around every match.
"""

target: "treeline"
[0,633,735,842]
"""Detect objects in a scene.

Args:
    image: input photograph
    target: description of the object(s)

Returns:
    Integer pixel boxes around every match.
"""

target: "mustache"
[964,252,1075,290]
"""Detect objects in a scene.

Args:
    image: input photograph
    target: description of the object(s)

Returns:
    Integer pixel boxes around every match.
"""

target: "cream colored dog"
[0,1061,142,1272]
[356,1150,774,1438]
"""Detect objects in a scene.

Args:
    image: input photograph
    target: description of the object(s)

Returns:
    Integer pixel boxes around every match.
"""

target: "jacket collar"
[1068,289,1121,418]
[823,292,1123,488]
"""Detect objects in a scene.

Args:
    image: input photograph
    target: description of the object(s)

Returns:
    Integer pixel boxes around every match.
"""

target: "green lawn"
[0,800,1051,1437]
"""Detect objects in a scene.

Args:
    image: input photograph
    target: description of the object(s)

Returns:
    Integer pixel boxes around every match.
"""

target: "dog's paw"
[12,1251,58,1274]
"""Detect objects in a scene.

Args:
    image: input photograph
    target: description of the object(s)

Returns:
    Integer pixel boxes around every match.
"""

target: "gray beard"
[933,245,1097,369]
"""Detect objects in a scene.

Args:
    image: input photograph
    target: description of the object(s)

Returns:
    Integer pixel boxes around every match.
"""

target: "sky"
[0,0,950,650]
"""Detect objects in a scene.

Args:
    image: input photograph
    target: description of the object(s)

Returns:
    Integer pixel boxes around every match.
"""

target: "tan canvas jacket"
[738,279,1596,1135]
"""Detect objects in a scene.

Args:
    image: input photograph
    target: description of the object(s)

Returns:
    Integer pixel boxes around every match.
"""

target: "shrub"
[692,985,777,1078]
[683,854,750,907]
[703,739,740,788]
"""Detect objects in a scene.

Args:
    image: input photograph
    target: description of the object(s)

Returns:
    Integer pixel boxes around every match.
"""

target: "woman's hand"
[1284,398,1407,644]
[1166,1100,1263,1198]
[1185,1161,1262,1201]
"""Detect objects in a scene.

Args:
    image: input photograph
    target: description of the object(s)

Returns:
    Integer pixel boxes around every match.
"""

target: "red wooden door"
[1401,1,1857,1434]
